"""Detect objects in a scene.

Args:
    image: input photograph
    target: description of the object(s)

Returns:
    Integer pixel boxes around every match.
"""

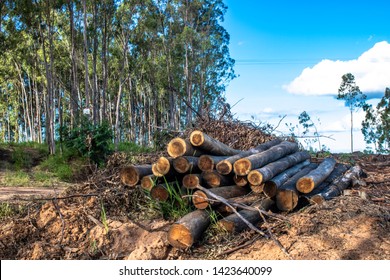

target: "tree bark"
[120,165,153,187]
[233,141,299,176]
[173,156,200,174]
[189,130,241,156]
[263,160,310,198]
[201,170,235,188]
[167,209,211,249]
[310,165,364,204]
[296,157,337,193]
[216,138,283,175]
[247,151,310,186]
[167,138,205,158]
[218,198,275,233]
[198,155,229,172]
[276,163,318,211]
[193,185,250,209]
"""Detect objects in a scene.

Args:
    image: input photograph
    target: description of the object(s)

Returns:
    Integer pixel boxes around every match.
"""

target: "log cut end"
[189,130,205,146]
[198,155,214,172]
[309,194,325,205]
[173,157,190,173]
[233,175,248,187]
[192,190,209,209]
[150,185,169,201]
[167,138,187,158]
[250,183,264,194]
[263,181,277,198]
[217,220,235,233]
[167,224,194,249]
[152,163,164,177]
[247,170,263,186]
[140,175,156,191]
[233,159,252,176]
[276,189,299,211]
[182,174,200,189]
[202,171,220,188]
[156,157,171,175]
[296,177,315,194]
[120,166,139,187]
[216,160,233,175]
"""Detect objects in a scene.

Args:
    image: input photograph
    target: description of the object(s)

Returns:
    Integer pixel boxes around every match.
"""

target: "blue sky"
[222,0,390,152]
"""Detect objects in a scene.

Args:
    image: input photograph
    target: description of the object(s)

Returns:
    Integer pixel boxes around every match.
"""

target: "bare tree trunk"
[83,0,90,113]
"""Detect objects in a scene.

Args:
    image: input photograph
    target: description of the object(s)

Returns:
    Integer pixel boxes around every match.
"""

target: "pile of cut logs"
[120,130,364,249]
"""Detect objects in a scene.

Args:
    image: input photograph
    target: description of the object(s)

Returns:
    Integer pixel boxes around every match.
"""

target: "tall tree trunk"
[92,0,98,125]
[83,0,90,114]
[350,109,353,152]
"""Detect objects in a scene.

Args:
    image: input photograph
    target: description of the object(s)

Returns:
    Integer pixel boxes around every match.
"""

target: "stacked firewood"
[119,131,365,249]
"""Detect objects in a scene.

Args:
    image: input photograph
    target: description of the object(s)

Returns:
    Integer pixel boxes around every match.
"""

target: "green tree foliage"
[337,73,367,153]
[362,88,390,153]
[0,0,235,152]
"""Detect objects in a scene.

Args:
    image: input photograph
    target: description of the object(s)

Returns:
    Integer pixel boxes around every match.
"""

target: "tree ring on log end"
[156,157,171,175]
[183,174,200,189]
[192,190,209,209]
[233,159,252,176]
[190,131,204,146]
[276,189,298,211]
[150,185,169,201]
[310,194,325,204]
[218,220,235,233]
[296,177,315,193]
[167,224,193,249]
[199,155,213,171]
[173,157,190,173]
[233,175,248,187]
[216,160,232,175]
[247,170,263,186]
[250,183,264,194]
[263,181,277,198]
[167,138,187,158]
[120,166,139,187]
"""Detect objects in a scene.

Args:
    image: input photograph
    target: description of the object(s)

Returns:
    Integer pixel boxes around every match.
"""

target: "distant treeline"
[0,0,235,153]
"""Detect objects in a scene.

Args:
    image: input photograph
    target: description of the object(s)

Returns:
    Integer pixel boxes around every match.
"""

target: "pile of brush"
[120,130,365,249]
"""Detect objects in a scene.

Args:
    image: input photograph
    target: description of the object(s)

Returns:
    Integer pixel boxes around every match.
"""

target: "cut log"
[192,185,250,209]
[263,160,310,198]
[120,164,153,187]
[250,183,264,194]
[201,170,235,188]
[247,151,311,186]
[140,175,158,191]
[296,157,337,194]
[150,184,170,201]
[216,138,283,175]
[198,155,229,172]
[310,165,365,204]
[155,156,173,175]
[167,137,204,158]
[304,163,349,198]
[218,198,275,233]
[167,209,211,249]
[189,130,241,156]
[233,175,248,187]
[173,156,200,174]
[233,141,299,176]
[276,163,318,211]
[216,194,262,215]
[182,174,202,189]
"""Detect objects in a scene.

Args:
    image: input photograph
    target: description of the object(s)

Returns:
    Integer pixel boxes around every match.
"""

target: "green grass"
[115,141,154,154]
[0,203,27,220]
[2,170,30,186]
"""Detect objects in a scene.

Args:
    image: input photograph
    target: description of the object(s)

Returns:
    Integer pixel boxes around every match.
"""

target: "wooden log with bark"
[120,164,153,187]
[233,175,249,187]
[192,185,250,209]
[296,157,337,194]
[247,151,311,186]
[167,209,211,249]
[198,155,229,172]
[275,163,318,211]
[249,183,265,194]
[150,184,170,201]
[218,198,275,233]
[309,165,365,204]
[189,130,241,156]
[201,170,235,188]
[167,137,205,158]
[182,174,202,189]
[173,156,200,174]
[216,194,263,215]
[216,138,283,175]
[233,141,299,176]
[263,160,310,198]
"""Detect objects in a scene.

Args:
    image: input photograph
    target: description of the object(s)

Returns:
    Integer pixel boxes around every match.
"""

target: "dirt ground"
[0,153,389,260]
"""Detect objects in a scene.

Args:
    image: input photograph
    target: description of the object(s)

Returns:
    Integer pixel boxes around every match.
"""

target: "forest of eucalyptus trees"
[0,0,235,154]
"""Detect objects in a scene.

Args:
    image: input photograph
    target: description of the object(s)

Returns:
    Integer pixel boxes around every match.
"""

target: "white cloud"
[284,41,390,96]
